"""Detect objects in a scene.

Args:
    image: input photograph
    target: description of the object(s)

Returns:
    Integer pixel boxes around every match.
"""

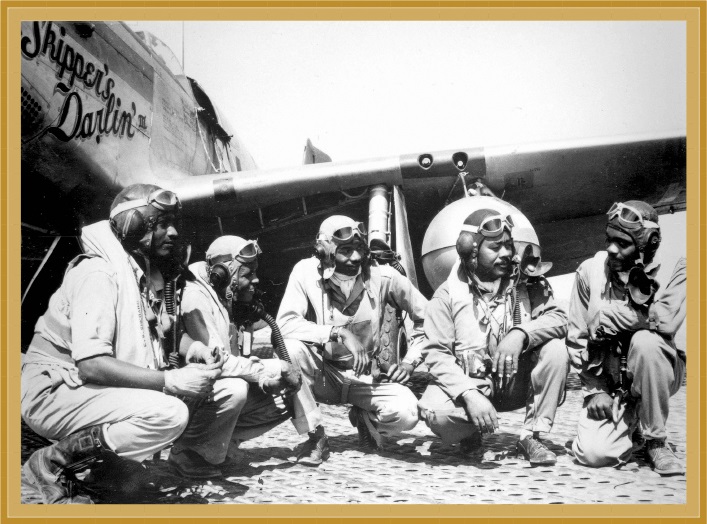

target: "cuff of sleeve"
[73,343,114,362]
[446,376,485,401]
[582,385,611,399]
[509,327,530,352]
[317,325,336,345]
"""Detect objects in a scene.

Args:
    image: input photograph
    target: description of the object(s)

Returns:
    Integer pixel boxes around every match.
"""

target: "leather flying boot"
[631,425,646,455]
[459,431,484,459]
[82,451,158,503]
[22,426,105,504]
[348,406,382,450]
[168,446,222,479]
[645,439,685,476]
[296,425,330,466]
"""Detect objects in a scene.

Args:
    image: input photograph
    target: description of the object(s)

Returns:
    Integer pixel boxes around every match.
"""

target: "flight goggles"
[460,214,514,237]
[317,222,367,244]
[109,189,182,219]
[606,202,659,230]
[208,240,261,267]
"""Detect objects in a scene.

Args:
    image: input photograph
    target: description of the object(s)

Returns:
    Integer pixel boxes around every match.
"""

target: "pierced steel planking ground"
[21,370,687,505]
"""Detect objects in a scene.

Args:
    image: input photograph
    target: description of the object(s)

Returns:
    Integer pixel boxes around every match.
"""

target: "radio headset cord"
[162,275,214,411]
[231,297,295,418]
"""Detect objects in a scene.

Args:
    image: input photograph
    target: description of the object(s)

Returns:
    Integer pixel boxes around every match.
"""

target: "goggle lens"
[465,214,514,237]
[607,202,649,228]
[237,240,261,261]
[480,218,503,234]
[148,189,181,213]
[331,222,367,242]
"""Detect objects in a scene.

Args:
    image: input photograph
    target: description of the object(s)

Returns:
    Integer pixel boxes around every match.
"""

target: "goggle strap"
[459,215,513,235]
[460,224,479,233]
[110,199,146,219]
[110,189,180,220]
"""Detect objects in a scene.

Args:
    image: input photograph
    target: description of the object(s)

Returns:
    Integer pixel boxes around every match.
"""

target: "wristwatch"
[329,325,343,343]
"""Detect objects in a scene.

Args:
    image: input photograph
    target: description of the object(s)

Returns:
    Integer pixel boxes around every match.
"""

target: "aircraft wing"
[160,130,685,296]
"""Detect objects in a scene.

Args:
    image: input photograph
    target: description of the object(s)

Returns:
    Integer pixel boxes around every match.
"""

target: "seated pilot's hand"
[164,362,222,398]
[260,361,302,397]
[585,392,614,421]
[381,363,413,385]
[340,328,369,377]
[278,360,302,396]
[492,329,526,381]
[186,341,223,365]
[461,389,498,434]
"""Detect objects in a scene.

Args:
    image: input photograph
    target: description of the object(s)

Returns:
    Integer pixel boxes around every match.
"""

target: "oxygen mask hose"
[232,300,291,363]
[260,309,291,364]
[231,299,296,418]
[369,240,407,277]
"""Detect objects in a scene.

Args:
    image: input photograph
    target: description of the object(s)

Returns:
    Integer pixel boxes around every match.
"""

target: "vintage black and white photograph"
[19,17,688,505]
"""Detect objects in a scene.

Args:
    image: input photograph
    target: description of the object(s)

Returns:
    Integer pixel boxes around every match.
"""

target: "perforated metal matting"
[22,374,686,505]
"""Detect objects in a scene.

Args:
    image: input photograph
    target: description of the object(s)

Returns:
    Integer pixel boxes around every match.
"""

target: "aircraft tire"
[377,304,407,369]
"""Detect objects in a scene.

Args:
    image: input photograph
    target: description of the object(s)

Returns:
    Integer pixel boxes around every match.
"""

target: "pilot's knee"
[538,338,570,369]
[160,396,190,437]
[572,433,628,468]
[382,391,419,432]
[284,339,309,361]
[629,330,670,373]
[284,338,317,375]
[216,378,249,412]
[395,404,419,432]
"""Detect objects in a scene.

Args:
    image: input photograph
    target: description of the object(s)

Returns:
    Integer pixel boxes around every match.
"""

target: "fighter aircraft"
[20,21,687,361]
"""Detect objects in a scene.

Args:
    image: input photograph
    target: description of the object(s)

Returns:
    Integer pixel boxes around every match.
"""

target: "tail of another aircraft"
[303,139,332,165]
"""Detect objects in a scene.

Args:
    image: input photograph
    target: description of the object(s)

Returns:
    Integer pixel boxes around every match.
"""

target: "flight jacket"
[422,260,568,402]
[566,251,686,398]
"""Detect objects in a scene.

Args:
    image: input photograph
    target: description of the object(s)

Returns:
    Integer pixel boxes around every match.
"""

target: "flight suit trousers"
[285,339,419,438]
[418,338,569,444]
[572,330,685,468]
[174,356,323,465]
[21,361,189,463]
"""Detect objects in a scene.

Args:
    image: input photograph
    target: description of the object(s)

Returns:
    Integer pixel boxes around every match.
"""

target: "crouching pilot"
[418,209,569,464]
[277,215,428,463]
[170,235,323,477]
[21,184,221,503]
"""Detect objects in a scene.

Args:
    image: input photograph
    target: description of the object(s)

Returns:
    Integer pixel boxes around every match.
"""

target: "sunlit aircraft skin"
[20,20,686,354]
[21,21,255,231]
